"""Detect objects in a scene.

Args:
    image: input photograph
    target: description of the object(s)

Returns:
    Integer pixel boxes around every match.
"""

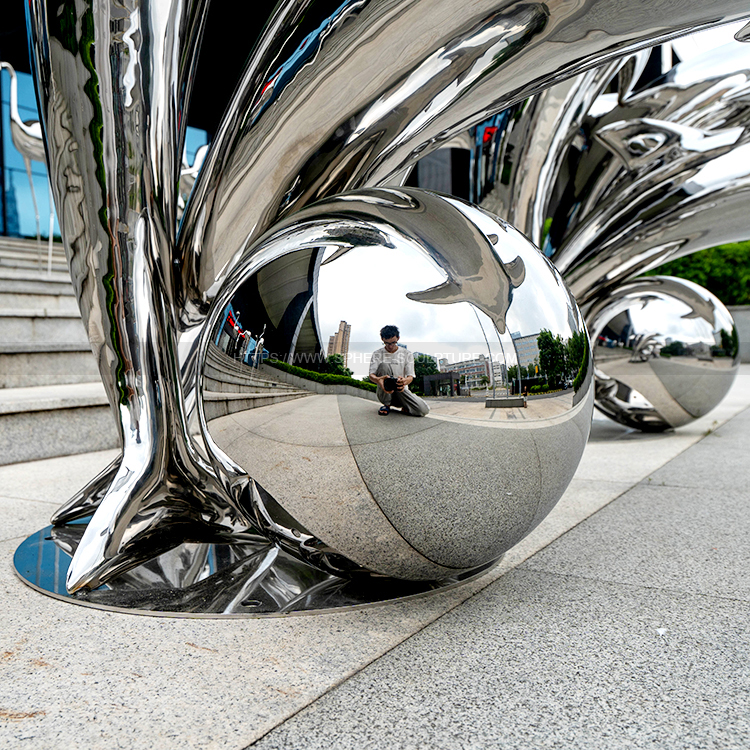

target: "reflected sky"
[317,218,579,378]
[627,296,730,345]
[318,241,501,377]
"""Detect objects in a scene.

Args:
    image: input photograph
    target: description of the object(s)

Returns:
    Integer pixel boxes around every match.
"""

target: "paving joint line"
[507,566,750,606]
[240,402,750,744]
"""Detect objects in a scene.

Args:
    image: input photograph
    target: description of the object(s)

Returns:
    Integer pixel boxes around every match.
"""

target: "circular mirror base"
[13,524,499,618]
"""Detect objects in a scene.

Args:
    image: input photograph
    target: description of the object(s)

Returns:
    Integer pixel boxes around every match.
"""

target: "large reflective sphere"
[588,276,740,431]
[198,188,594,580]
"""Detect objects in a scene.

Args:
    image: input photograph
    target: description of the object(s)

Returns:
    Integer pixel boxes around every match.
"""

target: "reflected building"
[327,320,351,367]
[439,354,491,390]
[492,360,507,386]
[511,331,541,372]
[0,65,208,243]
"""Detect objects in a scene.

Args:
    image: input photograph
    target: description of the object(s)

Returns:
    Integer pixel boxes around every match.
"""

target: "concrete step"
[0,250,68,273]
[0,237,67,270]
[203,389,310,421]
[0,382,118,465]
[0,266,78,313]
[0,309,88,345]
[205,344,301,391]
[203,363,302,393]
[0,289,79,312]
[0,268,78,315]
[0,235,65,254]
[0,266,73,286]
[0,344,98,388]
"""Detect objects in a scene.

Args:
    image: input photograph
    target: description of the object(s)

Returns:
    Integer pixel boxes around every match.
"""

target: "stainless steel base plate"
[13,523,499,618]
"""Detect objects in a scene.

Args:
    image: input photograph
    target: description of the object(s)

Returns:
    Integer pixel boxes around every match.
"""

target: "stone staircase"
[0,235,69,274]
[0,237,311,464]
[203,343,311,420]
[0,237,116,466]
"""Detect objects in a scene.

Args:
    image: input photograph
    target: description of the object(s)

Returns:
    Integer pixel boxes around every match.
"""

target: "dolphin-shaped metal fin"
[406,252,526,335]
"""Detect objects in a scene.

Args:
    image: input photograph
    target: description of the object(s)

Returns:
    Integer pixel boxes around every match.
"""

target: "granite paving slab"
[524,482,750,601]
[0,449,118,505]
[250,568,750,750]
[1,370,749,748]
[0,541,493,750]
[0,496,59,544]
[644,408,750,492]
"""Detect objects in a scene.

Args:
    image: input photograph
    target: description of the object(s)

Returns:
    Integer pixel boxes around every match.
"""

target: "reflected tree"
[719,328,740,359]
[538,329,567,386]
[413,355,439,396]
[321,354,353,377]
[566,331,586,377]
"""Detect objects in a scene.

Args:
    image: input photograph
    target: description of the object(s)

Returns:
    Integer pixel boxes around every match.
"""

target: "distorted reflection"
[13,525,494,615]
[588,276,739,430]
[199,188,594,580]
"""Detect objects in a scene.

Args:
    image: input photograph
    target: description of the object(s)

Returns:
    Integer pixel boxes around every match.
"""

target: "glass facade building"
[0,66,208,241]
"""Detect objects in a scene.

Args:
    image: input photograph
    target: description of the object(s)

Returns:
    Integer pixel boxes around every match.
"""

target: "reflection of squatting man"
[369,325,430,417]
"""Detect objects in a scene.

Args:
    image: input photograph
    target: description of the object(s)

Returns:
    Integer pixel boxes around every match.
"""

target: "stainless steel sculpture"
[472,40,750,301]
[469,39,750,427]
[198,187,593,579]
[16,0,750,609]
[588,276,739,430]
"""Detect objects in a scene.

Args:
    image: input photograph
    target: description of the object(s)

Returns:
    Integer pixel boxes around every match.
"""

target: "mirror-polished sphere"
[588,276,740,432]
[198,188,594,580]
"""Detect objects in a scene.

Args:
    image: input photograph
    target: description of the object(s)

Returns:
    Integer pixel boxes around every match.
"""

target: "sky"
[670,21,748,63]
[317,242,505,380]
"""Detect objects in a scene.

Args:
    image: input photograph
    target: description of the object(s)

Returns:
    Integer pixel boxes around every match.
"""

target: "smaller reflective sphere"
[199,188,594,580]
[588,276,739,431]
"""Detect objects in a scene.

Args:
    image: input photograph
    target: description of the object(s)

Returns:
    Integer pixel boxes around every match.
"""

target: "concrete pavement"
[1,368,748,749]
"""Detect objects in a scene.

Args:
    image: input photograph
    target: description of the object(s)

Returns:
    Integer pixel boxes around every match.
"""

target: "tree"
[507,364,528,381]
[321,354,352,377]
[537,329,566,386]
[412,354,439,396]
[659,340,686,357]
[566,330,587,380]
[644,240,750,305]
[718,327,740,358]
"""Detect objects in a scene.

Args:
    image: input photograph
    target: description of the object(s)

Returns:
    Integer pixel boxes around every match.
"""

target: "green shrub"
[267,359,377,392]
[644,241,750,305]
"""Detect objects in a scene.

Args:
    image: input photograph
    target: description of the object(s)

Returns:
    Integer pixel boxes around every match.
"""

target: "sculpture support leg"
[27,0,252,592]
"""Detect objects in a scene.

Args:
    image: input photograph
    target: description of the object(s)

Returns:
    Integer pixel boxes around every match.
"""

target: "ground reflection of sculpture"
[369,326,430,417]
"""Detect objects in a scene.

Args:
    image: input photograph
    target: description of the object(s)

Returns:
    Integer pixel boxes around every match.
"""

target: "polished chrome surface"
[588,276,739,431]
[198,187,594,579]
[21,0,750,597]
[26,0,254,593]
[465,38,750,430]
[471,40,750,311]
[14,525,498,617]
[175,1,750,329]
